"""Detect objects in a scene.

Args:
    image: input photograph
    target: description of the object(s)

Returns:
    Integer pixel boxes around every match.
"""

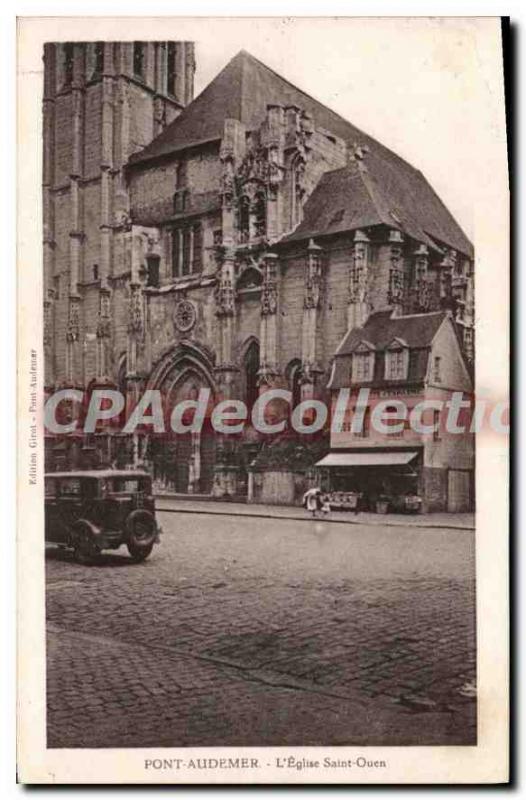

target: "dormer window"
[385,338,409,381]
[351,342,375,383]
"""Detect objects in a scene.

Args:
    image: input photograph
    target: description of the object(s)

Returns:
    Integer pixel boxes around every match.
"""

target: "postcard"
[17,15,509,783]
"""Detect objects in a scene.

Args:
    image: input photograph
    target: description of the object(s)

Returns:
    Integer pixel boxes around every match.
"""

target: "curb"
[154,502,475,532]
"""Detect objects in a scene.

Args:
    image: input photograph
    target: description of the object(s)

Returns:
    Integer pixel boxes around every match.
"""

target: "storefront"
[315,449,422,513]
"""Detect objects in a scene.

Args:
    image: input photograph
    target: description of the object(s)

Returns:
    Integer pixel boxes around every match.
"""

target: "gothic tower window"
[239,196,250,242]
[173,161,188,213]
[146,255,160,288]
[133,42,145,79]
[192,224,203,272]
[244,341,260,413]
[287,360,302,409]
[254,192,266,238]
[167,42,178,98]
[182,228,192,276]
[92,42,104,79]
[62,43,74,87]
[172,223,202,277]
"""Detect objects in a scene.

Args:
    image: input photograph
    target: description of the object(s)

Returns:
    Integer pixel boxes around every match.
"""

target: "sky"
[185,17,501,243]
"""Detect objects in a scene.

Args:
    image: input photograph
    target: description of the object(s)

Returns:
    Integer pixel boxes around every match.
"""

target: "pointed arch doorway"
[148,344,216,495]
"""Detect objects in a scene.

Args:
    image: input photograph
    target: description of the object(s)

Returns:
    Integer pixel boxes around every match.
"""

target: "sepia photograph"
[16,14,509,784]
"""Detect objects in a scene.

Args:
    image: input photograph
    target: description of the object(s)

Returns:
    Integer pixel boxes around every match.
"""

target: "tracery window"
[171,223,203,277]
[244,341,260,413]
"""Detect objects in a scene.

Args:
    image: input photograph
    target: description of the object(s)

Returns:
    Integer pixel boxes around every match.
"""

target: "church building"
[43,44,474,505]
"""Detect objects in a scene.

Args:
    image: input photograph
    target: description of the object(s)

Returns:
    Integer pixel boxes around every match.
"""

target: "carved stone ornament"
[349,234,369,304]
[43,300,52,348]
[261,257,278,316]
[174,298,197,333]
[66,297,80,343]
[215,277,236,318]
[96,289,112,339]
[127,283,144,335]
[304,241,323,310]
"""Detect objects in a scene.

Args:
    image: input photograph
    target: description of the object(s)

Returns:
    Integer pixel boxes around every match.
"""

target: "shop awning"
[315,451,418,468]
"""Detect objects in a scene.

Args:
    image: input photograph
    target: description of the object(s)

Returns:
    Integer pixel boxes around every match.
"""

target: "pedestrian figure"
[320,493,331,518]
[303,487,321,518]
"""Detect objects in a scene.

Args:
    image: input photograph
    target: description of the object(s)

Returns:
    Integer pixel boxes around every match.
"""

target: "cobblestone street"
[46,510,476,748]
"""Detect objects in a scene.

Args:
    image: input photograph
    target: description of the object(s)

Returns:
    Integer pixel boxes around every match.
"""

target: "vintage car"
[45,470,161,563]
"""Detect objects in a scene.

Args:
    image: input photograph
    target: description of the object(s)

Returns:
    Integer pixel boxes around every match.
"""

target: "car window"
[83,479,99,499]
[59,478,82,496]
[108,478,141,494]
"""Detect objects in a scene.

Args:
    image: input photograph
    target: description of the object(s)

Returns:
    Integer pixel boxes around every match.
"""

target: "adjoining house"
[320,309,474,512]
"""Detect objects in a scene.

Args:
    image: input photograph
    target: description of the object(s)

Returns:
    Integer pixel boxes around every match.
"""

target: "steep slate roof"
[129,50,473,257]
[329,310,448,389]
[335,310,447,355]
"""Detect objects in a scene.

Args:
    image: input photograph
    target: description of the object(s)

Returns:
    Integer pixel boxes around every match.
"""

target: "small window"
[384,405,404,437]
[93,264,99,281]
[146,256,160,288]
[173,190,187,214]
[133,42,145,79]
[53,275,61,300]
[354,407,370,438]
[433,356,442,383]
[433,409,441,441]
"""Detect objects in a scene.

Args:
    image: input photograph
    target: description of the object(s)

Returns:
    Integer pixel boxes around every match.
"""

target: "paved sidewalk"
[155,495,474,530]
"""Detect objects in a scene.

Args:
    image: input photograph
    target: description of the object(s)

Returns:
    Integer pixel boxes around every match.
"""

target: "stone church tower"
[42,41,195,391]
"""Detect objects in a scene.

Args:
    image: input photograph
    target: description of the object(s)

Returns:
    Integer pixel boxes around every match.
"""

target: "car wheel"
[72,521,100,565]
[126,510,157,562]
[127,542,154,562]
